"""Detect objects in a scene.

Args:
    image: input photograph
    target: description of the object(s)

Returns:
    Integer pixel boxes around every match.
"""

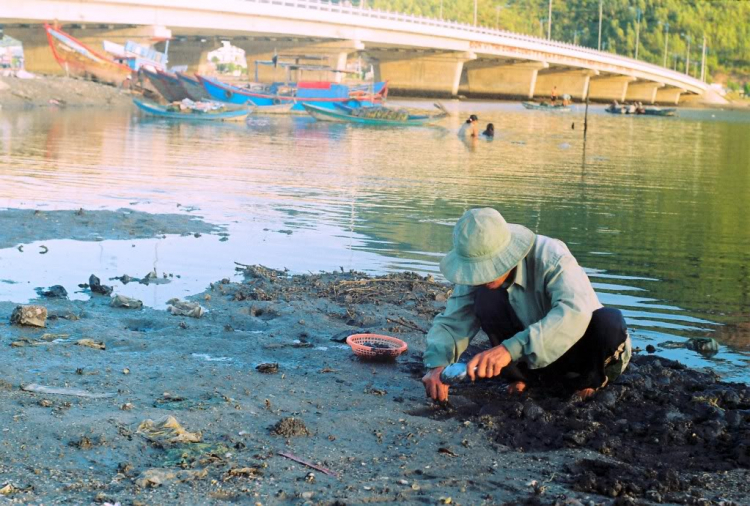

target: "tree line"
[348,0,749,86]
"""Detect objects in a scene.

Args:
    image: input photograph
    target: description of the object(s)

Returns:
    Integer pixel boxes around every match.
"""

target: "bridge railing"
[247,0,705,89]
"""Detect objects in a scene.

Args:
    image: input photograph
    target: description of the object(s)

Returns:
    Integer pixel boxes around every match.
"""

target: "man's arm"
[423,284,481,369]
[501,254,600,369]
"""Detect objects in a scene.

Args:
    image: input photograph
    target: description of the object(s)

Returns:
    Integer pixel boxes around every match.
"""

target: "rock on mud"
[10,305,47,327]
[271,417,310,437]
[111,294,143,309]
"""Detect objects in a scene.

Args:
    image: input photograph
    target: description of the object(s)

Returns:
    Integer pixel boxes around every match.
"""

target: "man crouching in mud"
[422,208,631,402]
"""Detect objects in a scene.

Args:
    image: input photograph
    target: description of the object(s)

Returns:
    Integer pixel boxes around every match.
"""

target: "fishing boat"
[605,104,676,116]
[176,72,211,101]
[141,68,191,102]
[197,75,388,111]
[44,23,133,86]
[133,98,251,121]
[521,101,572,112]
[302,102,448,126]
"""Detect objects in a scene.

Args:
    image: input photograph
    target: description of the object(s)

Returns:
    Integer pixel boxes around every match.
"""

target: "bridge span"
[1,0,707,104]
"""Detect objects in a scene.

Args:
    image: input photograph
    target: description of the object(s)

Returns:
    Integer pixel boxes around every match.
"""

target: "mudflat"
[0,210,748,505]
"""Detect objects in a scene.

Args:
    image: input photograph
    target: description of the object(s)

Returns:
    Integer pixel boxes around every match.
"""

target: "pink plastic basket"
[346,334,408,360]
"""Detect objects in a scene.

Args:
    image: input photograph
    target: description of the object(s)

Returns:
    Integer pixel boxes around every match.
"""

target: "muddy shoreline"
[0,210,747,505]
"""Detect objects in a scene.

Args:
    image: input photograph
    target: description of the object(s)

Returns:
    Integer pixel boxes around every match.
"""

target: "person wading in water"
[422,208,631,402]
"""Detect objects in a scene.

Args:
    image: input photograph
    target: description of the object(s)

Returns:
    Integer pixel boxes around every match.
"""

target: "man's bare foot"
[573,387,597,400]
[507,381,527,394]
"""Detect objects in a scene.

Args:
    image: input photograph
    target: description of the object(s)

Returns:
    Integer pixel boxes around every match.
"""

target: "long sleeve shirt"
[423,235,602,370]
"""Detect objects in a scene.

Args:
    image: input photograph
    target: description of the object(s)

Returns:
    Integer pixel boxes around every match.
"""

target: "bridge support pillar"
[376,51,476,97]
[534,69,599,101]
[655,86,685,105]
[159,38,222,74]
[6,25,170,76]
[460,61,548,99]
[625,82,665,104]
[588,75,636,102]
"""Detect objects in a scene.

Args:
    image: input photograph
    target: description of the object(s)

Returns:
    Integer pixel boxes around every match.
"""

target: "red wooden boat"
[44,23,133,87]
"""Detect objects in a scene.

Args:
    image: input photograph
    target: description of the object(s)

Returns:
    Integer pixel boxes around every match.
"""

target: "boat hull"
[44,23,133,87]
[133,99,251,121]
[197,75,387,111]
[303,103,446,126]
[176,72,211,101]
[521,101,571,112]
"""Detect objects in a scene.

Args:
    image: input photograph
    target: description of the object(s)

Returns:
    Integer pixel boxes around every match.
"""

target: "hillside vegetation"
[365,0,750,87]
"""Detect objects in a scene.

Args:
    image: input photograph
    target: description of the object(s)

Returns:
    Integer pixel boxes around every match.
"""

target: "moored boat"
[176,72,211,101]
[605,104,677,116]
[197,75,388,111]
[521,101,572,112]
[303,102,448,126]
[133,98,251,121]
[44,23,133,87]
[141,68,191,102]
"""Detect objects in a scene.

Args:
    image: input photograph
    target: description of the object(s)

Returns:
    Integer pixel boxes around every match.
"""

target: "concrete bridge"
[1,0,708,104]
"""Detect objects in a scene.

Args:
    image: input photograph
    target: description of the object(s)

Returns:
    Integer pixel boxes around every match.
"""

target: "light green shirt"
[423,235,602,370]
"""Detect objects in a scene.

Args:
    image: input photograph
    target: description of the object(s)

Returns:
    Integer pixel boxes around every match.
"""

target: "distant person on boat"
[551,86,558,103]
[422,208,631,402]
[481,123,495,138]
[458,114,479,138]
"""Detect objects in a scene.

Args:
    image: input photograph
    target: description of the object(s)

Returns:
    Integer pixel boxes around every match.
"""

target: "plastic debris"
[10,305,47,327]
[89,274,113,296]
[111,294,143,309]
[21,383,116,398]
[135,468,207,488]
[76,339,105,350]
[167,299,205,318]
[37,285,68,298]
[137,415,202,444]
[686,337,720,356]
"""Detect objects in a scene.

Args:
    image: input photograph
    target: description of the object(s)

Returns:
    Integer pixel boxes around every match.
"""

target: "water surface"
[1,100,748,380]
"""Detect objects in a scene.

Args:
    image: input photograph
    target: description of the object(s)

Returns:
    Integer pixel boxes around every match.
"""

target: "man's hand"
[467,345,512,381]
[422,366,449,402]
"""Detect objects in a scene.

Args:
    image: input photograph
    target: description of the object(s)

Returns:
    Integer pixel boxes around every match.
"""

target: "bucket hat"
[440,208,535,285]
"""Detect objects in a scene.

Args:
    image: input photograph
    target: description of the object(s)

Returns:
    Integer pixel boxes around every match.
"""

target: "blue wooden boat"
[133,99,251,121]
[303,102,448,126]
[197,75,388,111]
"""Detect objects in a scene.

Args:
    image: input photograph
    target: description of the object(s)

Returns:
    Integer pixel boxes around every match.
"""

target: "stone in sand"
[39,285,68,298]
[10,305,47,327]
[111,294,143,309]
[89,274,113,296]
[271,417,311,437]
[167,299,205,318]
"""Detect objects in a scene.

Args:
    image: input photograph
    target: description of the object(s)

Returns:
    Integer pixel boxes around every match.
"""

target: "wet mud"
[0,75,133,109]
[0,255,747,504]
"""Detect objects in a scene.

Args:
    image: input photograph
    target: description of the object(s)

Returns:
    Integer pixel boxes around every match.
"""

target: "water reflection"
[0,102,748,381]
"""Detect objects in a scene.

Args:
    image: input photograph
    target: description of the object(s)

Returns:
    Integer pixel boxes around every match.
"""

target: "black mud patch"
[446,355,750,503]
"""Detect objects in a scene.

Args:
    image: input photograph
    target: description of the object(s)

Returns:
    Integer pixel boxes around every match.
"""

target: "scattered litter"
[76,339,106,350]
[278,452,339,478]
[111,294,143,309]
[36,285,68,298]
[168,299,205,318]
[88,274,113,296]
[39,245,49,254]
[686,337,720,356]
[135,468,207,488]
[21,383,116,398]
[10,305,47,328]
[191,353,231,362]
[256,363,279,374]
[163,443,230,467]
[137,415,202,444]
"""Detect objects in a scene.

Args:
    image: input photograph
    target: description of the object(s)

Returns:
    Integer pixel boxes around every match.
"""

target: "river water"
[1,100,748,381]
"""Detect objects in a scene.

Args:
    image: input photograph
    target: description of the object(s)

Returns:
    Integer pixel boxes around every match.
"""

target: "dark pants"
[474,286,629,391]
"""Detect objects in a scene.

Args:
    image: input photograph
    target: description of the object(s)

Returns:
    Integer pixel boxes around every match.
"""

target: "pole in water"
[583,95,589,138]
